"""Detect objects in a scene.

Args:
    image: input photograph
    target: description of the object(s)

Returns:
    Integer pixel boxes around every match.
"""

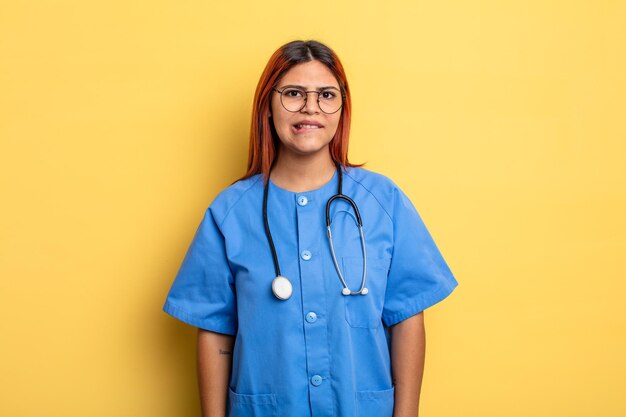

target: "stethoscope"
[263,163,368,301]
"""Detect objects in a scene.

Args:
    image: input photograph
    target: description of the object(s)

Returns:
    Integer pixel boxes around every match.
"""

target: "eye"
[283,88,304,98]
[320,90,337,100]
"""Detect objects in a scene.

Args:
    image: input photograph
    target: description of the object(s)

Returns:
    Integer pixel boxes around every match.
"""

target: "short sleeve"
[382,187,458,327]
[162,207,237,335]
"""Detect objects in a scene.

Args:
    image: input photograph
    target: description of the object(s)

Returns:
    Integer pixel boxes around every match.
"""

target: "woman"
[163,40,458,417]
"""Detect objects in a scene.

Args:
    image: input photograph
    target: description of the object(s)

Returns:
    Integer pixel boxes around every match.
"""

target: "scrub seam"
[215,175,263,229]
[344,169,393,222]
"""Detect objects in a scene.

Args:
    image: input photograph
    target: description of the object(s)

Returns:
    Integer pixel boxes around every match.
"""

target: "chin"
[280,137,328,153]
[285,144,330,158]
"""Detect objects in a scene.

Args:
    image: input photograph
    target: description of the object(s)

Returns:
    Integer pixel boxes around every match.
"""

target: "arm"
[389,311,426,417]
[197,328,235,417]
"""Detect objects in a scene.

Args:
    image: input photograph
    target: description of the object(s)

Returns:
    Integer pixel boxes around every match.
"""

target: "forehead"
[278,60,340,89]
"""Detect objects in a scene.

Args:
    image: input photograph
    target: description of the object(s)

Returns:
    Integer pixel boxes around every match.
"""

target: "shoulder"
[344,166,397,191]
[343,167,405,218]
[208,174,263,226]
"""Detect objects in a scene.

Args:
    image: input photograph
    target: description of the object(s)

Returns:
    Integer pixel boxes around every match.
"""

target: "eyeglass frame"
[272,85,346,114]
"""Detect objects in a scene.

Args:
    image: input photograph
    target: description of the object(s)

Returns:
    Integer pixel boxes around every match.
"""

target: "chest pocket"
[342,256,391,329]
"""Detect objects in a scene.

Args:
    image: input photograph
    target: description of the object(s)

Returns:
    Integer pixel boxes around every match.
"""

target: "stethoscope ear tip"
[341,287,369,296]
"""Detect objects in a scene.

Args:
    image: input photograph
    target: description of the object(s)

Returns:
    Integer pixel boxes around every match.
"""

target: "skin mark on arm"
[219,349,232,355]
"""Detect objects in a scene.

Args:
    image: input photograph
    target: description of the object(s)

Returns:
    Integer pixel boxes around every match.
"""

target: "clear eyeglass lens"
[280,88,342,114]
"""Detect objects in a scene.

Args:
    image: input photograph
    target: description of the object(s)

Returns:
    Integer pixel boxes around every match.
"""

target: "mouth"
[292,121,324,133]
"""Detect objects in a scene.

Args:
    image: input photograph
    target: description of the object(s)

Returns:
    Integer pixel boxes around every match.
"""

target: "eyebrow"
[277,84,340,91]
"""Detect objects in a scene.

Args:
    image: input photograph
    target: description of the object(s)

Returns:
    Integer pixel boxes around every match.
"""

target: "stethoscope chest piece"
[272,275,293,300]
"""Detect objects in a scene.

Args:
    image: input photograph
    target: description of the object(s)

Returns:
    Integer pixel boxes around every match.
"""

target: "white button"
[301,250,312,261]
[297,196,308,206]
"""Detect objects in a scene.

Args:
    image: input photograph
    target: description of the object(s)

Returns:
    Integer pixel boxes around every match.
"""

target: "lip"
[292,120,324,133]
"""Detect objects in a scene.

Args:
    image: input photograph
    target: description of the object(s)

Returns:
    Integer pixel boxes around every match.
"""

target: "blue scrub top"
[163,167,458,417]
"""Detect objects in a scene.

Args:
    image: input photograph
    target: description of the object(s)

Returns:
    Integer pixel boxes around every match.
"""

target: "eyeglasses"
[273,86,344,114]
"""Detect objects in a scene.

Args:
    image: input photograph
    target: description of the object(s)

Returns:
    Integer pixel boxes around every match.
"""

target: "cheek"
[270,111,294,142]
[273,114,292,134]
[329,115,341,134]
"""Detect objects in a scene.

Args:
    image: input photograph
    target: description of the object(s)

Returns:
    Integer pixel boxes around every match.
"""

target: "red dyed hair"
[240,40,362,181]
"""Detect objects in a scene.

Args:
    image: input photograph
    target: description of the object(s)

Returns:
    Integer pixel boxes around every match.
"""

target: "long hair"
[240,40,362,181]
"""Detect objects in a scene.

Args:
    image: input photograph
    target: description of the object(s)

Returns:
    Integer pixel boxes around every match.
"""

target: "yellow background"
[1,0,625,416]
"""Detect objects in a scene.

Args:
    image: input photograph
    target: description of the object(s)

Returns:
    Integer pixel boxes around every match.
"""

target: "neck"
[271,148,336,192]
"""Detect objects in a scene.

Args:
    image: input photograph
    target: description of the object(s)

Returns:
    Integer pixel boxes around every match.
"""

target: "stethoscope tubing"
[263,174,282,277]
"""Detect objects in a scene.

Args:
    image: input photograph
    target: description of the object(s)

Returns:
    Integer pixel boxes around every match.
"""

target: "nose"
[301,91,320,114]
